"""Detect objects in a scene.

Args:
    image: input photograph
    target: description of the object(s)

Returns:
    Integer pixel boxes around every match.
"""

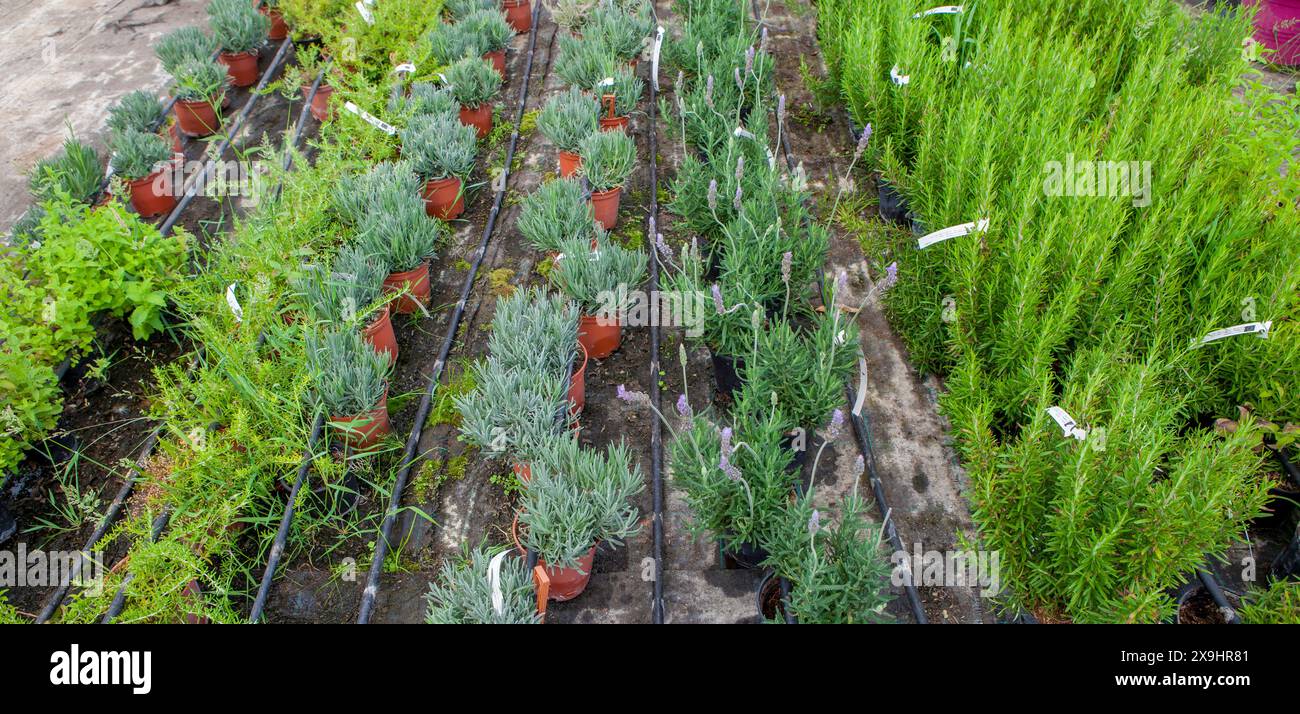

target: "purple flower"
[707,179,718,212]
[676,393,691,417]
[825,409,845,440]
[854,123,873,161]
[854,454,865,474]
[735,156,744,182]
[719,452,742,481]
[711,284,725,314]
[720,426,734,454]
[780,251,792,284]
[808,509,821,536]
[617,384,650,406]
[655,233,673,262]
[733,185,743,213]
[734,67,743,91]
[880,261,898,292]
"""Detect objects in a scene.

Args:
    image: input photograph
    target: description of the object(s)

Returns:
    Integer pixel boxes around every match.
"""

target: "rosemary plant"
[577,129,635,192]
[517,178,596,252]
[443,55,502,109]
[425,543,540,624]
[305,328,390,416]
[207,0,271,54]
[518,435,644,570]
[106,91,165,137]
[155,26,219,74]
[550,234,647,315]
[109,130,173,181]
[401,112,479,180]
[537,87,599,154]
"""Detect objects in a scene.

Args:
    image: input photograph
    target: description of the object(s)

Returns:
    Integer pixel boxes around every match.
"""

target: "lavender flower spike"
[711,283,726,314]
[733,185,743,213]
[676,393,692,417]
[880,261,899,292]
[825,408,845,440]
[735,155,744,182]
[781,251,793,284]
[720,426,734,454]
[854,123,874,161]
[707,179,718,212]
[655,233,673,262]
[808,509,822,536]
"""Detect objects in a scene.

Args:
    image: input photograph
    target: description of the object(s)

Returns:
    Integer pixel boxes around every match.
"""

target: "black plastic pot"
[1258,484,1300,532]
[720,534,768,569]
[1271,526,1300,581]
[877,180,910,225]
[780,433,810,493]
[1176,582,1241,625]
[756,570,787,621]
[710,349,745,398]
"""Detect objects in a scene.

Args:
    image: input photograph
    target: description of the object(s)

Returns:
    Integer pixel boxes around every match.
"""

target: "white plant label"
[393,62,416,75]
[917,218,989,249]
[355,1,375,25]
[225,283,243,323]
[913,5,963,18]
[343,101,398,135]
[597,76,615,88]
[1199,321,1272,345]
[852,357,868,417]
[652,26,665,91]
[1047,406,1087,441]
[890,66,910,86]
[487,550,508,616]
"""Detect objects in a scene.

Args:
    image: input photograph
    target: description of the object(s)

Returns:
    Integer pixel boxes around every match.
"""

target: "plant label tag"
[225,283,243,323]
[394,62,416,75]
[488,550,508,616]
[917,218,989,249]
[355,1,375,25]
[890,66,910,86]
[652,26,665,90]
[1199,321,1272,345]
[852,358,868,417]
[343,102,398,135]
[1047,406,1087,441]
[913,5,963,18]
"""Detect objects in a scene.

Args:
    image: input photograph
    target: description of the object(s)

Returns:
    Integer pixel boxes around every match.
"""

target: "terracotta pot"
[568,341,589,413]
[174,96,222,137]
[1253,0,1300,66]
[362,304,399,363]
[599,115,629,132]
[511,512,596,601]
[383,261,432,314]
[331,391,392,451]
[513,462,532,483]
[218,50,260,87]
[578,313,621,359]
[422,176,465,219]
[304,83,334,122]
[558,150,580,178]
[262,7,289,41]
[589,185,622,230]
[127,168,177,218]
[502,0,531,33]
[484,49,506,77]
[169,123,183,153]
[459,103,493,139]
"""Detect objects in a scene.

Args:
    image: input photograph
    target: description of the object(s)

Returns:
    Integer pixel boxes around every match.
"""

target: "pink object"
[1252,0,1300,66]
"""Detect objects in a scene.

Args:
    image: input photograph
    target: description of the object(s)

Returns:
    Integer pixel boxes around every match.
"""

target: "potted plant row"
[208,0,271,88]
[537,87,599,177]
[402,111,479,219]
[306,328,393,450]
[577,129,636,230]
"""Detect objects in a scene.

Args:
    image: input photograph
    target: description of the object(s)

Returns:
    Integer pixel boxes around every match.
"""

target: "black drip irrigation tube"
[646,20,666,626]
[746,2,927,624]
[355,2,543,624]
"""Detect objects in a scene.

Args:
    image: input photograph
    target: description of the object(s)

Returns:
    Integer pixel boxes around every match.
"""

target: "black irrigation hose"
[646,21,666,625]
[1271,444,1300,488]
[355,1,543,624]
[101,509,171,624]
[1195,568,1242,624]
[749,1,928,624]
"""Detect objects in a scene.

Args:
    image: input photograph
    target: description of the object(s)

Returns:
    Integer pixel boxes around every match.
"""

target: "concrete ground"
[0,0,209,235]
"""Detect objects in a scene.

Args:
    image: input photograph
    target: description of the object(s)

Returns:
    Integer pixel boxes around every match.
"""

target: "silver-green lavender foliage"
[517,178,596,252]
[596,64,643,117]
[207,0,270,54]
[171,58,228,102]
[578,129,635,191]
[357,191,444,273]
[401,112,478,180]
[487,287,580,374]
[295,245,386,327]
[583,1,653,62]
[109,130,173,181]
[403,82,459,120]
[537,87,599,153]
[444,0,496,20]
[107,91,165,137]
[444,55,502,108]
[156,26,218,74]
[333,161,425,226]
[463,8,514,54]
[424,544,540,624]
[425,22,488,65]
[550,234,646,314]
[28,137,103,204]
[454,360,574,459]
[554,34,618,90]
[306,328,391,416]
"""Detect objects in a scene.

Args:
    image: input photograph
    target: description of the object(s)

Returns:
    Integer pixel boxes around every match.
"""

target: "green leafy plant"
[555,33,617,89]
[207,0,271,54]
[550,234,646,315]
[444,55,502,109]
[402,82,459,119]
[463,8,513,54]
[107,90,165,137]
[1240,579,1300,624]
[110,130,172,181]
[356,191,444,273]
[518,434,644,570]
[537,87,599,153]
[425,542,540,623]
[544,0,594,35]
[745,312,859,430]
[28,136,103,205]
[171,58,228,103]
[517,178,596,252]
[155,26,218,74]
[306,328,391,416]
[596,64,643,117]
[295,245,386,327]
[402,111,479,180]
[444,0,496,20]
[578,129,635,191]
[424,21,488,66]
[582,1,652,63]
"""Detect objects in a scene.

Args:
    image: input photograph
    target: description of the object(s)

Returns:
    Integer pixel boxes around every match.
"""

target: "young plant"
[762,488,894,623]
[28,137,103,205]
[463,8,513,54]
[155,26,218,74]
[485,287,580,375]
[583,1,652,63]
[444,0,496,20]
[401,112,478,180]
[109,130,173,181]
[544,0,594,36]
[106,91,165,137]
[595,64,643,118]
[424,543,540,624]
[444,56,502,109]
[305,328,390,416]
[295,245,386,328]
[207,0,271,54]
[550,234,646,316]
[537,87,599,154]
[554,34,617,89]
[745,312,859,430]
[517,178,596,252]
[356,192,444,273]
[171,58,228,103]
[518,435,644,570]
[578,129,635,191]
[402,82,460,119]
[333,161,425,226]
[424,22,488,66]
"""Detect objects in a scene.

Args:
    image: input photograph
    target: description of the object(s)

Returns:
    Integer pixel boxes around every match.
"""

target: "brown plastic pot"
[331,390,392,451]
[422,176,465,219]
[568,341,589,413]
[511,512,596,601]
[383,261,432,314]
[558,150,580,178]
[484,49,506,77]
[304,83,334,122]
[169,122,183,153]
[262,7,288,40]
[459,103,493,139]
[218,50,260,88]
[127,168,177,218]
[589,186,622,230]
[599,115,629,132]
[362,304,399,363]
[513,462,532,483]
[503,0,531,33]
[175,96,222,137]
[578,313,621,359]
